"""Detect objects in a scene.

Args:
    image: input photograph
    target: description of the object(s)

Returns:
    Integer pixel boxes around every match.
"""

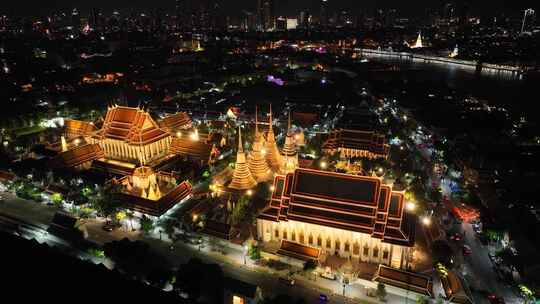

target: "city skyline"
[1,0,538,17]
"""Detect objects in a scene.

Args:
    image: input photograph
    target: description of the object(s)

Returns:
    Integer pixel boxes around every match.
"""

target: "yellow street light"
[406,202,416,212]
[320,161,328,169]
[246,189,253,196]
[421,216,431,226]
[176,131,182,138]
[270,185,275,192]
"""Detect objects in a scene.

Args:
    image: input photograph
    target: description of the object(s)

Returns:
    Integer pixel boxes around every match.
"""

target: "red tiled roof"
[374,265,433,297]
[52,144,104,168]
[64,119,97,138]
[322,129,389,157]
[277,240,320,261]
[258,168,415,247]
[94,106,169,145]
[157,112,192,133]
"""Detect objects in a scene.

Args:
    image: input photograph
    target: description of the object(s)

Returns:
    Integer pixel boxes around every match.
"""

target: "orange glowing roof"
[157,112,192,132]
[94,106,169,145]
[52,144,104,168]
[64,119,97,138]
[322,129,389,157]
[259,168,415,247]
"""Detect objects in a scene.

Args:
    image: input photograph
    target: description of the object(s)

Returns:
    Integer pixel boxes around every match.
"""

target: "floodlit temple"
[264,105,283,173]
[248,107,273,182]
[281,112,299,174]
[112,166,192,216]
[257,168,415,269]
[229,128,258,190]
[322,129,389,160]
[89,105,172,165]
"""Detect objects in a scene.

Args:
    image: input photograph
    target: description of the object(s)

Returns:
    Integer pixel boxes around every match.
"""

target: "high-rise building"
[320,0,329,28]
[257,0,275,31]
[521,8,536,34]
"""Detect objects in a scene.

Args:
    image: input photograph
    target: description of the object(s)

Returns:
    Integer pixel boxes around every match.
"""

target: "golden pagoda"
[229,127,257,190]
[265,104,283,173]
[281,111,299,174]
[248,106,272,182]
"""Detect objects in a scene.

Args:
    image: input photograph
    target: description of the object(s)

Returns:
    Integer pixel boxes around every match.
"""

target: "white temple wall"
[258,219,409,269]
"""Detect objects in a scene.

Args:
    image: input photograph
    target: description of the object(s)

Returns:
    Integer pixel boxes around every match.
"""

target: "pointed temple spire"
[229,127,257,190]
[249,106,272,182]
[281,110,299,174]
[412,32,423,49]
[265,104,283,173]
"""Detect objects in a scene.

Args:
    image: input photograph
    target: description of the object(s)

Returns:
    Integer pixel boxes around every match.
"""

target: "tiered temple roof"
[229,128,257,190]
[259,168,415,247]
[265,104,282,173]
[248,106,272,182]
[374,265,433,297]
[169,133,213,162]
[64,119,97,139]
[93,105,169,145]
[322,129,389,159]
[281,112,299,174]
[52,144,104,168]
[157,112,192,134]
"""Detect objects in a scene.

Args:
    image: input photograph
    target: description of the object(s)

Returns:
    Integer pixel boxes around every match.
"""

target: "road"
[0,190,414,303]
[461,223,521,304]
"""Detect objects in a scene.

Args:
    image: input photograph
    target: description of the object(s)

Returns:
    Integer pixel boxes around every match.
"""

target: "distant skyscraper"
[521,8,536,34]
[320,0,329,28]
[257,0,275,31]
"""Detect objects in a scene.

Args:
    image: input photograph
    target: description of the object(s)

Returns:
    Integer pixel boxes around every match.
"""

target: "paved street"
[0,190,412,303]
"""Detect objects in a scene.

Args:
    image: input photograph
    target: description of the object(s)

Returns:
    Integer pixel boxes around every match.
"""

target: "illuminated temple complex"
[264,105,283,173]
[257,168,415,269]
[280,113,299,174]
[322,129,389,160]
[248,107,272,182]
[228,128,258,190]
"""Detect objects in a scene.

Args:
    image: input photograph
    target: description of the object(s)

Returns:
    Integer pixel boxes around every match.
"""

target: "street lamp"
[320,161,328,169]
[421,216,432,226]
[406,202,416,212]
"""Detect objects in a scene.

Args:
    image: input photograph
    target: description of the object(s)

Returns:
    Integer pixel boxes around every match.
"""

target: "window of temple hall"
[308,234,313,245]
[291,231,296,241]
[299,232,304,244]
[344,242,350,252]
[275,229,279,238]
[283,230,287,239]
[373,248,379,258]
[353,243,360,255]
[383,250,389,260]
[317,236,322,247]
[363,247,369,256]
[335,240,341,251]
[326,238,332,249]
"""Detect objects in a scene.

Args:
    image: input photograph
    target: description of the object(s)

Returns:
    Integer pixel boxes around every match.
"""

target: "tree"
[51,193,63,208]
[376,282,387,301]
[416,296,430,304]
[140,215,154,234]
[248,242,261,260]
[303,259,318,272]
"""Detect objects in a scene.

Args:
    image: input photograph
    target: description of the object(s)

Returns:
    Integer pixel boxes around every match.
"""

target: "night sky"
[1,0,538,17]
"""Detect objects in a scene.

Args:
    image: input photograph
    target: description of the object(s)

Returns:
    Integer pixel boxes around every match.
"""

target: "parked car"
[320,272,337,280]
[450,233,462,241]
[319,294,329,302]
[462,245,472,255]
[102,224,114,232]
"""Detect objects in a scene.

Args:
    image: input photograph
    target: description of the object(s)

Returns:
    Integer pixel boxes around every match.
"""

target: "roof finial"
[288,110,292,132]
[255,105,259,135]
[269,104,273,131]
[238,127,243,152]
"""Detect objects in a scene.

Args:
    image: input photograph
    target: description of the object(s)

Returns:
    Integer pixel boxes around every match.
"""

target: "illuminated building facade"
[281,112,299,174]
[322,129,389,159]
[257,168,415,269]
[248,107,272,182]
[229,128,258,190]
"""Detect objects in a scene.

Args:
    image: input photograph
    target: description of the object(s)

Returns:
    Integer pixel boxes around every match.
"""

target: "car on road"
[462,245,472,255]
[319,294,329,302]
[278,277,295,286]
[102,222,117,232]
[450,233,462,241]
[487,294,505,304]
